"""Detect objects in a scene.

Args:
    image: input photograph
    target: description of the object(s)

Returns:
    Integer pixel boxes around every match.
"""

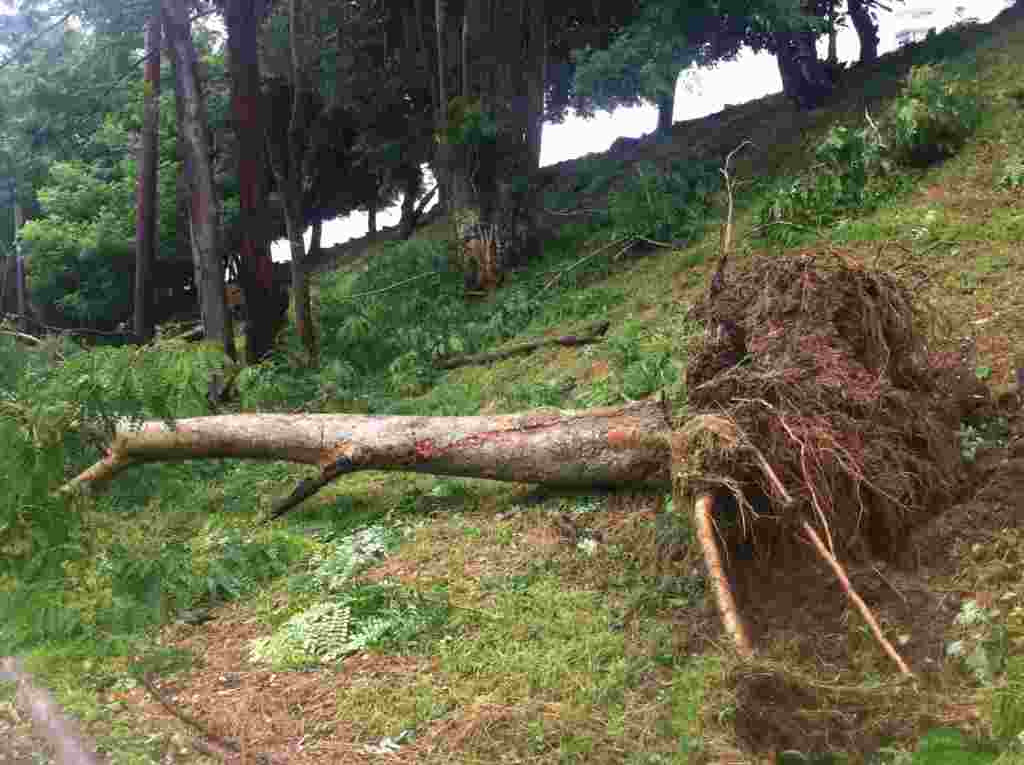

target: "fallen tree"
[60,252,988,676]
[64,399,673,498]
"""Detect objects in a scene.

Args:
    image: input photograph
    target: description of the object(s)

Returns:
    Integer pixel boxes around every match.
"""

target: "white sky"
[284,0,1011,259]
[0,0,1008,257]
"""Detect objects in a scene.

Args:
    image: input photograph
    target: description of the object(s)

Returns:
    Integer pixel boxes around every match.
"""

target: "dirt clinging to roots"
[675,253,978,562]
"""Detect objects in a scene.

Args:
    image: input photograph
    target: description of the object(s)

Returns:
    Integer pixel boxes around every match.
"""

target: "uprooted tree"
[64,254,989,670]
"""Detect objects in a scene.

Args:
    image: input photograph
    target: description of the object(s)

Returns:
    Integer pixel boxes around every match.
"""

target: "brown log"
[435,321,610,370]
[63,400,672,498]
[0,657,104,765]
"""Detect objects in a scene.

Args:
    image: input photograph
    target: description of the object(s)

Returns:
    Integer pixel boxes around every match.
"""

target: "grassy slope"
[5,8,1024,764]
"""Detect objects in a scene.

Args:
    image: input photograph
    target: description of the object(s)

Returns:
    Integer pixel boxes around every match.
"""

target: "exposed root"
[694,493,754,658]
[801,521,913,677]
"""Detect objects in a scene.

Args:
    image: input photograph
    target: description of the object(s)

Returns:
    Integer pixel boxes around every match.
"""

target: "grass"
[6,7,1024,763]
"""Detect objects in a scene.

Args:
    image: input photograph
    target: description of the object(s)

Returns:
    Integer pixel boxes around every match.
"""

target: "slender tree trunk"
[848,0,879,63]
[226,0,283,364]
[65,399,672,494]
[827,1,839,65]
[133,3,162,344]
[285,0,316,364]
[163,0,235,359]
[15,254,26,333]
[367,204,377,241]
[656,91,675,134]
[433,0,451,213]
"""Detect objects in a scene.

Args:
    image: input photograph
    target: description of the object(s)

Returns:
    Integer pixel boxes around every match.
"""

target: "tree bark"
[847,0,879,64]
[447,0,545,290]
[226,0,284,364]
[656,91,675,134]
[163,0,235,359]
[64,399,672,495]
[133,3,162,344]
[774,29,834,110]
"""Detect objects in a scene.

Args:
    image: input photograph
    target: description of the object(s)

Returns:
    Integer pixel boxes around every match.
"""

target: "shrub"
[888,64,983,167]
[757,123,896,244]
[608,159,720,242]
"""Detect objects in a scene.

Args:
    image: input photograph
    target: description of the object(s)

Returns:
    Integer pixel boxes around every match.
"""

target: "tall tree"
[162,0,235,359]
[265,0,317,364]
[133,2,162,343]
[224,0,286,363]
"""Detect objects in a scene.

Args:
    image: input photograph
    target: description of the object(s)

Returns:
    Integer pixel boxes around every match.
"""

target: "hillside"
[3,6,1024,764]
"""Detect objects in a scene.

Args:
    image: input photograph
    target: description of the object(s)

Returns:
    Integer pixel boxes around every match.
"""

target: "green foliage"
[609,160,720,242]
[889,65,984,167]
[251,526,447,667]
[998,153,1024,190]
[992,657,1024,741]
[758,122,904,245]
[958,416,1010,463]
[441,96,499,147]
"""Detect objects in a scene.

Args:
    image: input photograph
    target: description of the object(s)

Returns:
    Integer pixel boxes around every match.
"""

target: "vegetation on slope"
[4,8,1024,764]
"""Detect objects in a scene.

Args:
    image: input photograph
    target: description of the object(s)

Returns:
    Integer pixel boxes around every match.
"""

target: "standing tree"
[133,1,162,343]
[263,0,318,365]
[571,0,841,117]
[223,0,286,363]
[163,0,235,358]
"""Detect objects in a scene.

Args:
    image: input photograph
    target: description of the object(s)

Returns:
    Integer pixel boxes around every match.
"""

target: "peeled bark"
[133,5,161,344]
[64,400,672,495]
[163,0,235,359]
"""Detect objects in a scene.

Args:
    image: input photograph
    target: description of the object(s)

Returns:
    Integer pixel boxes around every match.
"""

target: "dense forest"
[3,0,1024,763]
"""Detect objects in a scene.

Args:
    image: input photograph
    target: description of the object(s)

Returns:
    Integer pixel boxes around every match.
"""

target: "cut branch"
[64,400,673,503]
[435,321,610,370]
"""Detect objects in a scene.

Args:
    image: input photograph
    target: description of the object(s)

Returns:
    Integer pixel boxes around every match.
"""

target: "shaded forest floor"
[5,6,1024,765]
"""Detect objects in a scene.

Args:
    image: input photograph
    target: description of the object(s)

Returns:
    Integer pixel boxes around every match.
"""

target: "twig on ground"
[694,493,755,658]
[540,236,636,293]
[801,522,914,677]
[338,271,439,301]
[435,320,610,370]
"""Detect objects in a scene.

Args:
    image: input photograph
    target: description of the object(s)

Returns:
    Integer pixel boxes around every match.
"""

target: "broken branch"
[435,321,610,370]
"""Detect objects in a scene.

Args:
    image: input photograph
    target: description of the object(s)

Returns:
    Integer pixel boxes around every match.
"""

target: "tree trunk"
[774,29,834,110]
[64,399,672,494]
[163,0,235,359]
[15,254,27,333]
[656,91,675,134]
[367,203,377,241]
[226,0,284,364]
[447,0,544,291]
[273,0,317,365]
[133,4,162,344]
[847,0,879,64]
[525,0,547,167]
